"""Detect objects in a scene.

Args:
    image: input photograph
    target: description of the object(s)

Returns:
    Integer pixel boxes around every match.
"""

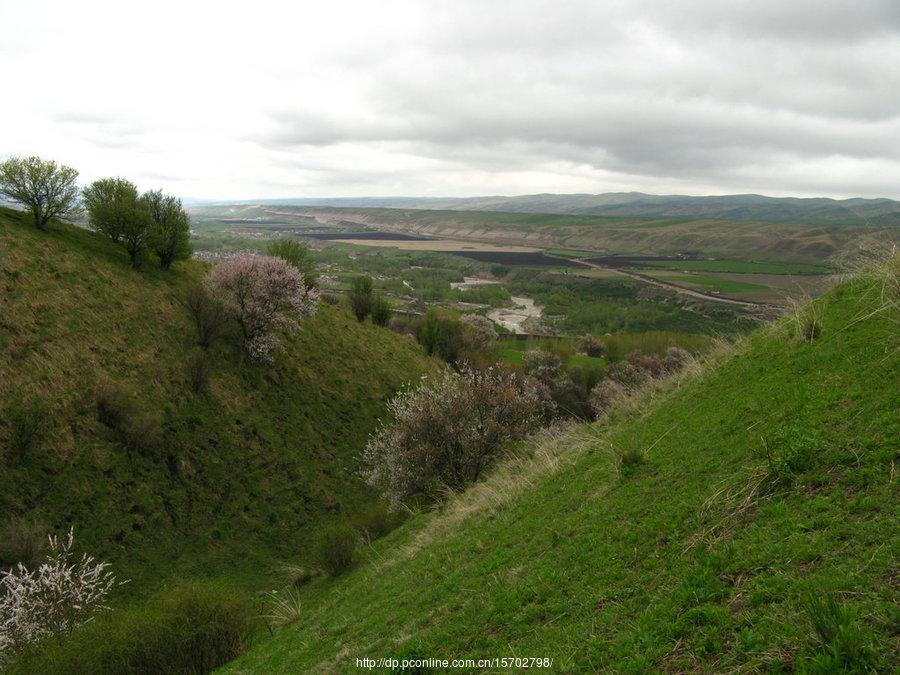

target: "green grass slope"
[226,261,898,672]
[0,206,437,587]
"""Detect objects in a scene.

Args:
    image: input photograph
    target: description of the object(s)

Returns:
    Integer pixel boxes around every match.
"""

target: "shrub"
[0,529,121,662]
[460,314,498,354]
[415,310,464,363]
[2,397,48,460]
[606,361,650,389]
[371,295,393,327]
[6,581,255,674]
[363,366,550,508]
[267,239,318,288]
[317,523,358,576]
[522,349,564,384]
[95,381,137,429]
[0,517,47,571]
[626,350,665,377]
[662,345,691,373]
[588,379,627,416]
[578,333,605,357]
[349,275,374,321]
[205,254,319,362]
[186,283,227,350]
[321,292,342,306]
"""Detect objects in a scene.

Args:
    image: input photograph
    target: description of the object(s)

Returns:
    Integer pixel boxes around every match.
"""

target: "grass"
[543,248,596,258]
[223,262,898,672]
[0,206,438,591]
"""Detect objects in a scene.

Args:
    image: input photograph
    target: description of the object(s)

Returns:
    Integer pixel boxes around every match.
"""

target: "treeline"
[0,155,190,270]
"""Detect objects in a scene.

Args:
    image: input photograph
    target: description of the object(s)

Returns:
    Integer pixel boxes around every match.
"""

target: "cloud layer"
[1,0,898,199]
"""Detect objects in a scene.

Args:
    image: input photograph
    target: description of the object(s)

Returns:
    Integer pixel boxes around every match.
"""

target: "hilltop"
[223,256,898,671]
[0,206,438,587]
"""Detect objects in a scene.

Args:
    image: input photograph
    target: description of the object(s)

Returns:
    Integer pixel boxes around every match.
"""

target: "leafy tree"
[83,178,153,268]
[267,239,317,288]
[144,190,191,269]
[0,156,80,230]
[370,295,393,327]
[349,276,374,322]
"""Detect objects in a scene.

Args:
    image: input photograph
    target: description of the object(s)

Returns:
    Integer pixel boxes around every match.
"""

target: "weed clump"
[762,427,821,486]
[799,588,876,672]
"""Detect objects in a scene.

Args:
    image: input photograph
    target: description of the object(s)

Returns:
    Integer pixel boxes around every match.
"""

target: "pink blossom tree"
[205,253,319,362]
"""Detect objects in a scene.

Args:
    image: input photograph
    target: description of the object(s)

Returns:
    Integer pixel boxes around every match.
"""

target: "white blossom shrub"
[0,529,121,662]
[363,366,552,509]
[205,253,319,362]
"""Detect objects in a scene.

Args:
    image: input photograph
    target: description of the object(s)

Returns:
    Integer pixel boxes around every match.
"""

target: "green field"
[217,261,898,672]
[543,247,596,258]
[654,274,769,293]
[640,259,831,274]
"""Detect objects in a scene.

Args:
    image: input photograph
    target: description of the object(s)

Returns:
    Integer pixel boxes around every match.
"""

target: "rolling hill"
[221,256,899,672]
[0,206,438,588]
[214,192,900,227]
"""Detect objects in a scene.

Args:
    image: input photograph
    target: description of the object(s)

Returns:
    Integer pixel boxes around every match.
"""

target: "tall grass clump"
[6,581,256,675]
[799,588,876,672]
[317,523,358,577]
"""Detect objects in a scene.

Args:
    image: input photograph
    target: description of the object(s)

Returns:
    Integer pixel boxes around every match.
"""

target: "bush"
[415,309,464,363]
[205,254,319,362]
[7,581,255,674]
[578,333,605,357]
[2,397,48,460]
[317,523,358,576]
[321,292,342,306]
[588,379,627,416]
[606,361,650,389]
[626,350,664,377]
[363,366,550,508]
[0,517,47,571]
[662,346,690,373]
[349,275,374,321]
[185,284,227,350]
[0,529,121,662]
[371,295,393,327]
[460,314,498,354]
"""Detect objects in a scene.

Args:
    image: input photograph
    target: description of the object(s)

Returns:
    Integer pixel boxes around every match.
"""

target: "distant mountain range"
[209,192,900,226]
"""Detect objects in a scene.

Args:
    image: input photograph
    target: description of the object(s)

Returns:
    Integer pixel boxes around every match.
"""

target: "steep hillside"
[0,207,438,586]
[225,260,898,672]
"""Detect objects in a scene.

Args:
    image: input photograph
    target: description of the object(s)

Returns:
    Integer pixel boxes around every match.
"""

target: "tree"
[363,366,550,509]
[144,190,191,269]
[82,178,152,268]
[370,295,392,326]
[185,284,226,349]
[267,239,317,289]
[349,276,374,321]
[0,156,80,230]
[205,254,319,362]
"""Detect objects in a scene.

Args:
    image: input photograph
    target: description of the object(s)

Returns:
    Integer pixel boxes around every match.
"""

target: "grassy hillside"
[225,259,898,672]
[0,206,438,588]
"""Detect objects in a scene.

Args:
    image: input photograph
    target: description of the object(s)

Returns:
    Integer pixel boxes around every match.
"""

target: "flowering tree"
[460,314,498,353]
[205,254,319,362]
[0,529,121,661]
[363,366,551,509]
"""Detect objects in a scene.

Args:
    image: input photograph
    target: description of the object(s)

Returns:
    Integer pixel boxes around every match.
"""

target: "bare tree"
[0,156,80,230]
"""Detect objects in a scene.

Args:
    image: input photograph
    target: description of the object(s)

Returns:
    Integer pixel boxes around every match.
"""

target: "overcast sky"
[1,0,899,200]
